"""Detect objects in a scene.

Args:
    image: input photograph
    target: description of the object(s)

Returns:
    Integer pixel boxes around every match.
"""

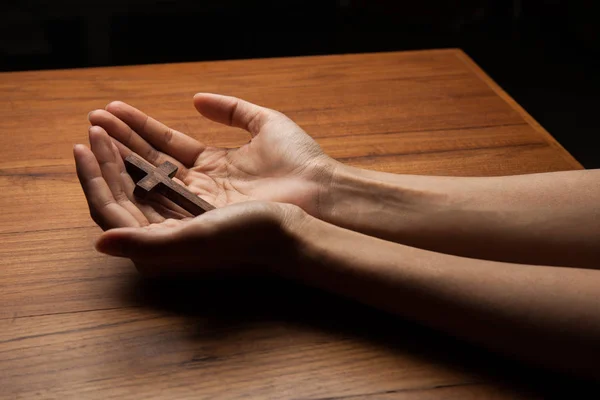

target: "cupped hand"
[95,201,306,277]
[73,126,308,275]
[87,93,337,218]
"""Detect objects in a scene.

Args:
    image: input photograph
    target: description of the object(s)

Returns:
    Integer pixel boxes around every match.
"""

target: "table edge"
[0,48,457,76]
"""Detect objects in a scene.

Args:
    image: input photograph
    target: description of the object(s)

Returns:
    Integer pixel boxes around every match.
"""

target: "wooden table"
[0,50,583,399]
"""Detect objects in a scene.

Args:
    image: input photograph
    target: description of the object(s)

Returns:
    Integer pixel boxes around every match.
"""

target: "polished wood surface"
[0,50,582,399]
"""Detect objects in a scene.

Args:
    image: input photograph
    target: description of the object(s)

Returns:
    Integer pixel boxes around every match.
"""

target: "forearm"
[288,215,600,379]
[319,164,600,268]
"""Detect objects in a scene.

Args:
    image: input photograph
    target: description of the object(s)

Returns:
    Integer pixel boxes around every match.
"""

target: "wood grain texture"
[0,49,584,399]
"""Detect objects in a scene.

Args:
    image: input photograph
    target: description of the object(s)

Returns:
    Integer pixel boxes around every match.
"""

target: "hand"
[73,129,307,276]
[87,93,337,217]
[95,201,305,277]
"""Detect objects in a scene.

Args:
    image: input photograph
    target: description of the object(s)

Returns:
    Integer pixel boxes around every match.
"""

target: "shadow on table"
[121,271,599,397]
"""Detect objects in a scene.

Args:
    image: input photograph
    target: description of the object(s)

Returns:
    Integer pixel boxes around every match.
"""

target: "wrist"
[274,203,328,279]
[316,163,454,243]
[317,162,385,225]
[303,155,340,220]
[275,203,391,293]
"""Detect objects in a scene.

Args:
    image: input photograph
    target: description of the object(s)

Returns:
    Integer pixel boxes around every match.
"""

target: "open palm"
[76,93,335,230]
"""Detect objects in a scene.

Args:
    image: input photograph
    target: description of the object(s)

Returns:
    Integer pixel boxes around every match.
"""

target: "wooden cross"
[124,153,215,216]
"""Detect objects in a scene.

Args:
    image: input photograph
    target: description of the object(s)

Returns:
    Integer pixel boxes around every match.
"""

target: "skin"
[323,167,600,268]
[74,93,600,379]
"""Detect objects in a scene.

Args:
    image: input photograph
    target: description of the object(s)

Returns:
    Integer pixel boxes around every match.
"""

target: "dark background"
[1,0,598,168]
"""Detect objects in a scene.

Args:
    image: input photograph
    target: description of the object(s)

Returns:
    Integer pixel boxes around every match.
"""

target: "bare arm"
[288,214,600,379]
[95,96,599,267]
[319,166,600,268]
[76,126,600,380]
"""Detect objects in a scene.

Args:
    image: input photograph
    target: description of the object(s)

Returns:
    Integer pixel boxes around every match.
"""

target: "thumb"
[95,224,183,259]
[193,93,288,138]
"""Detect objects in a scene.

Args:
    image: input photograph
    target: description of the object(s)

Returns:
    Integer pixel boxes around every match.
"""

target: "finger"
[95,221,186,259]
[110,138,191,220]
[95,202,279,260]
[89,126,131,204]
[193,93,285,138]
[110,137,132,159]
[105,101,205,167]
[111,136,186,188]
[109,139,135,193]
[73,144,142,230]
[109,140,166,224]
[88,109,188,179]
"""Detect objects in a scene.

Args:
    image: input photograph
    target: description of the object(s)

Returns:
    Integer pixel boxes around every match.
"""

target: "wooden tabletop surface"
[0,49,583,399]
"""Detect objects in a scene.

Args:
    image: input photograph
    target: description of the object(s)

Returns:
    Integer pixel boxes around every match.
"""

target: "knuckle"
[163,128,174,145]
[228,99,240,126]
[113,190,129,203]
[145,147,160,164]
[246,109,265,133]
